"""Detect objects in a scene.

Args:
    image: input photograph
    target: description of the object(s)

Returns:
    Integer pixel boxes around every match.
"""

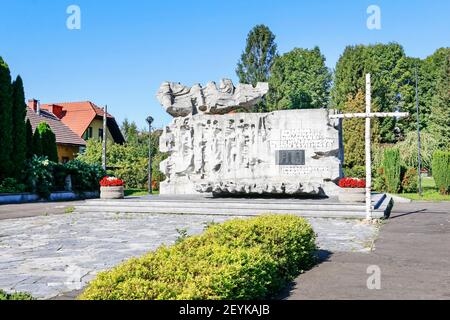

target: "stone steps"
[74,194,393,219]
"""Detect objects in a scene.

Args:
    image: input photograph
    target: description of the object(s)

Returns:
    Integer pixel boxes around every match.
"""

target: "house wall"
[83,119,115,142]
[57,144,81,163]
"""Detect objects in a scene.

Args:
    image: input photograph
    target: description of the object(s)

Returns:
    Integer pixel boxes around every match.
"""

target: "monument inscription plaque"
[277,150,305,166]
[157,79,343,197]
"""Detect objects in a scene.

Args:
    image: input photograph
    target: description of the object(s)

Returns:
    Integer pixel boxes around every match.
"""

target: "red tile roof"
[39,101,125,144]
[40,101,110,137]
[26,107,86,147]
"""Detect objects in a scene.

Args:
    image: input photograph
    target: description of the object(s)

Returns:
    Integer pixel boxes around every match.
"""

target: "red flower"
[100,176,125,187]
[338,178,366,189]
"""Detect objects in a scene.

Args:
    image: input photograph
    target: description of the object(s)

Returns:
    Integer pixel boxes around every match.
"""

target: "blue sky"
[1,0,449,129]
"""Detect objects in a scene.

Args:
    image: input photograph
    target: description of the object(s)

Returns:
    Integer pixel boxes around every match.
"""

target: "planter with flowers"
[100,177,125,199]
[338,178,366,203]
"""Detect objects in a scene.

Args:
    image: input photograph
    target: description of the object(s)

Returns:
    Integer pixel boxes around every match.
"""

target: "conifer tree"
[0,57,13,178]
[11,76,27,177]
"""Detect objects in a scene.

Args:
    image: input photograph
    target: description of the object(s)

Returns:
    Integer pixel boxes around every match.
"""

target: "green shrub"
[0,289,34,300]
[79,215,316,300]
[373,167,387,192]
[432,151,450,195]
[64,160,105,192]
[383,148,402,193]
[401,167,418,193]
[344,166,366,179]
[24,156,54,198]
[0,178,26,194]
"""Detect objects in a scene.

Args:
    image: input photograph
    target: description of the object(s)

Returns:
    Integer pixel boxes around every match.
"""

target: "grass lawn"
[124,189,159,197]
[398,177,450,201]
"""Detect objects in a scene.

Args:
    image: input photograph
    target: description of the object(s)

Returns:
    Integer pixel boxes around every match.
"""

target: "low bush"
[64,160,105,192]
[0,178,26,194]
[0,289,34,300]
[432,151,450,195]
[24,156,54,198]
[373,167,387,192]
[344,166,366,179]
[79,215,317,300]
[401,167,418,193]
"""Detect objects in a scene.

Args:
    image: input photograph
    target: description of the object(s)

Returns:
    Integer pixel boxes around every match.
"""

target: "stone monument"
[157,79,343,197]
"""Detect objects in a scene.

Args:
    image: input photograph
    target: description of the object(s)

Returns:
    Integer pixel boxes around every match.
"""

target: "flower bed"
[338,177,366,189]
[79,215,317,300]
[338,178,366,203]
[100,177,125,187]
[100,177,125,199]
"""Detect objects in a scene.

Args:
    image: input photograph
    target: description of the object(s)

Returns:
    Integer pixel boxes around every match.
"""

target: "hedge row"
[79,215,317,300]
[432,151,450,195]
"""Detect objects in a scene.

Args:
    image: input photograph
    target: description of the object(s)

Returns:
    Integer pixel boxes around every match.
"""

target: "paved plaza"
[0,208,378,299]
[285,202,450,300]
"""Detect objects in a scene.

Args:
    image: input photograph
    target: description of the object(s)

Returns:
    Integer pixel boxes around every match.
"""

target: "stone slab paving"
[0,211,377,299]
[285,202,450,300]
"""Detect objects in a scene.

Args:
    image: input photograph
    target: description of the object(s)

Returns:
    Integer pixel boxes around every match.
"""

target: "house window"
[99,128,104,141]
[84,127,93,140]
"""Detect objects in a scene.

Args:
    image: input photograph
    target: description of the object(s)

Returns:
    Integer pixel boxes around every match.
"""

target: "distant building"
[26,101,86,163]
[27,100,125,163]
[38,101,125,144]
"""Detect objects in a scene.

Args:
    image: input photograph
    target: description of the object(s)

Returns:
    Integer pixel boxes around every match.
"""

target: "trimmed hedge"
[383,148,402,193]
[79,215,317,300]
[432,151,450,195]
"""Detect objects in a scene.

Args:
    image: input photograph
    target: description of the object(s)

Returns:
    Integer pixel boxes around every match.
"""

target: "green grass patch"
[65,206,75,214]
[124,189,159,197]
[396,177,450,201]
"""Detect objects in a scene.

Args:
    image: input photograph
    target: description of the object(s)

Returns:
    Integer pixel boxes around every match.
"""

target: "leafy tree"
[266,47,332,111]
[121,118,139,145]
[11,76,27,178]
[77,129,165,190]
[236,24,278,86]
[25,119,34,159]
[429,50,450,149]
[396,131,440,171]
[236,25,278,112]
[342,90,380,169]
[332,43,407,143]
[36,122,58,162]
[0,57,13,178]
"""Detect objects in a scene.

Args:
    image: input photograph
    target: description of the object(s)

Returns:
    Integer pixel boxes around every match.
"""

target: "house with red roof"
[27,100,125,163]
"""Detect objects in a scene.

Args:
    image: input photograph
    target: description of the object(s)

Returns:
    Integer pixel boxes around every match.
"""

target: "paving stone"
[0,212,377,299]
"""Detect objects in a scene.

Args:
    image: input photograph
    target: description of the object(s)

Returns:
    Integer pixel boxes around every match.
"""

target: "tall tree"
[0,57,13,178]
[36,122,58,162]
[121,118,139,145]
[236,25,278,112]
[429,51,450,149]
[332,43,407,143]
[11,76,27,178]
[25,119,34,159]
[266,47,332,110]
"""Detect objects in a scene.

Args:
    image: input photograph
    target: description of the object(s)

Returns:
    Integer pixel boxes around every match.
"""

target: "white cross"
[330,74,409,220]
